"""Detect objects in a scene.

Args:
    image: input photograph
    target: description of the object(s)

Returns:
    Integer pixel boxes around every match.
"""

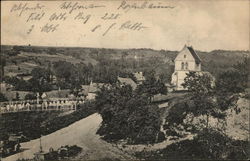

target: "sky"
[1,0,249,51]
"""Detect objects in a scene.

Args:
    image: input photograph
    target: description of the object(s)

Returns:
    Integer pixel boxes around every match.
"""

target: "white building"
[133,72,145,84]
[171,45,202,90]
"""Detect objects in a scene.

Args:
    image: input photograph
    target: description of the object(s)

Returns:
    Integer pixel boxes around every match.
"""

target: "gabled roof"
[82,83,106,94]
[45,89,71,98]
[117,77,137,90]
[88,83,99,93]
[81,85,90,95]
[134,72,145,81]
[187,46,201,64]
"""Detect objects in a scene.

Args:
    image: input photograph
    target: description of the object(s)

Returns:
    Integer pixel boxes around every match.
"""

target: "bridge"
[0,98,85,114]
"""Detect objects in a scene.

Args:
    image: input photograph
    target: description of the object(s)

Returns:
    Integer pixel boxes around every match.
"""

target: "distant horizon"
[1,44,249,53]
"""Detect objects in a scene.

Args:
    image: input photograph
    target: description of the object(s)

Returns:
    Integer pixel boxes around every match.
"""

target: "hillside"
[1,45,249,81]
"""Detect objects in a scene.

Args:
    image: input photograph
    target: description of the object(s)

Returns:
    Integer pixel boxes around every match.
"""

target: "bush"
[96,84,163,144]
[165,101,189,126]
[0,92,8,102]
[157,131,166,142]
[0,102,97,141]
[24,93,36,100]
[136,129,249,160]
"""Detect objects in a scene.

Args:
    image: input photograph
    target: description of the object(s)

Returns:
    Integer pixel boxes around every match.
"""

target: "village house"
[171,45,202,90]
[0,82,13,94]
[81,81,106,100]
[117,76,137,90]
[86,82,100,100]
[133,72,145,84]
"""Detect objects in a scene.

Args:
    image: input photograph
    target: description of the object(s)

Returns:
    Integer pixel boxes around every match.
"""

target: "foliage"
[215,65,248,111]
[0,102,96,141]
[16,145,82,161]
[4,76,31,91]
[182,72,214,96]
[14,92,20,101]
[41,102,96,135]
[24,93,37,100]
[178,69,245,130]
[0,55,6,80]
[28,67,53,92]
[96,84,164,144]
[233,57,250,88]
[137,129,249,160]
[165,101,189,126]
[163,62,248,148]
[136,71,167,102]
[182,72,217,128]
[0,92,8,102]
[216,68,246,94]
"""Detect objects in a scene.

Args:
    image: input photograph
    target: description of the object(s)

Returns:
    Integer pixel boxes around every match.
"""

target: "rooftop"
[186,46,202,64]
[117,77,137,90]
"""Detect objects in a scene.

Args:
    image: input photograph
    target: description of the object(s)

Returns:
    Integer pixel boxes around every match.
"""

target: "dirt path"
[3,113,134,161]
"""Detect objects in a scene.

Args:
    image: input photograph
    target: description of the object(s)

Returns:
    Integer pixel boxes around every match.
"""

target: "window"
[184,55,186,58]
[185,62,188,69]
[185,62,188,70]
[181,62,184,69]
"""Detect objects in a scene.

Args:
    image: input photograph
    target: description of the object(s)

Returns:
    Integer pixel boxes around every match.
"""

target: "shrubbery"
[41,102,96,135]
[0,102,96,141]
[0,92,8,102]
[96,84,165,144]
[159,60,249,160]
[136,129,249,160]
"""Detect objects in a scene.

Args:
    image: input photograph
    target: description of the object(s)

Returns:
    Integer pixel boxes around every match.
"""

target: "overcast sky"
[1,0,249,51]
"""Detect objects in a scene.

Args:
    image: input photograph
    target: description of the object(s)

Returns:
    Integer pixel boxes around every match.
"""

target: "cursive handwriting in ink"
[60,2,106,14]
[49,12,67,21]
[119,21,147,31]
[10,3,45,17]
[27,25,35,34]
[117,0,175,12]
[101,13,121,20]
[91,25,101,32]
[103,23,116,36]
[41,23,59,33]
[26,12,45,22]
[74,12,91,24]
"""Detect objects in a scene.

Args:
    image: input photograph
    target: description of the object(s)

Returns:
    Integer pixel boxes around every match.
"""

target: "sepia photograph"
[0,0,249,160]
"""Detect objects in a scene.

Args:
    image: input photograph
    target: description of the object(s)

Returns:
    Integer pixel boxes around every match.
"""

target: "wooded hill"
[1,45,249,84]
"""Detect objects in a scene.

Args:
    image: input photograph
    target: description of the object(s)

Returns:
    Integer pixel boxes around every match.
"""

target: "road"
[3,113,134,161]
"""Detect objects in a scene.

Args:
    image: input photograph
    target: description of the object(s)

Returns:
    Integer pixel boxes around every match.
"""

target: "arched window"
[185,62,188,70]
[181,62,184,69]
[184,55,186,58]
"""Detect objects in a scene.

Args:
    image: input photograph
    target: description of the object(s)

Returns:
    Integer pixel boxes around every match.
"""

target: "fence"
[0,98,85,114]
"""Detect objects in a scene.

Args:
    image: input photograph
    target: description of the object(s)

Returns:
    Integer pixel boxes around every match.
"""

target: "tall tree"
[136,70,167,102]
[216,68,245,94]
[95,84,163,143]
[182,72,217,129]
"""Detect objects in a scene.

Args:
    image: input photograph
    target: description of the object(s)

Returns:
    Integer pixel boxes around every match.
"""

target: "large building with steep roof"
[171,45,202,90]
